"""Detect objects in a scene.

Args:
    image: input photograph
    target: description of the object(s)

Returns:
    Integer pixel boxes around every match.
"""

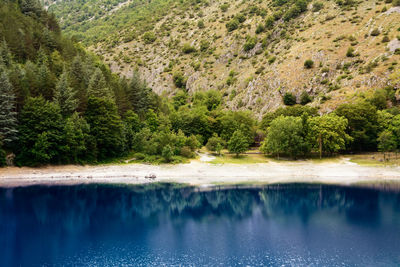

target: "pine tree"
[87,68,114,99]
[54,71,78,117]
[0,70,18,147]
[0,40,12,67]
[127,71,150,113]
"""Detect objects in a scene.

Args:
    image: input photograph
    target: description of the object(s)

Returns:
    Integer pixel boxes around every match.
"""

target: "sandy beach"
[1,156,400,188]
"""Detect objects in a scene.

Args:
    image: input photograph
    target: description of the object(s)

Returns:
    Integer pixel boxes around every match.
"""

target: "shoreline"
[1,158,400,188]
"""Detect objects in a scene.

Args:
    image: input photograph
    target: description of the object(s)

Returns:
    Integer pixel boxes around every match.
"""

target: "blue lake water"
[1,183,400,266]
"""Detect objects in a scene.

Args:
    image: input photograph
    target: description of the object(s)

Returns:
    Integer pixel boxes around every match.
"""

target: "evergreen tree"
[54,71,78,117]
[37,62,56,99]
[0,40,12,67]
[17,97,63,165]
[0,70,18,147]
[87,68,114,99]
[127,71,150,113]
[85,97,125,160]
[69,55,88,111]
[63,112,91,163]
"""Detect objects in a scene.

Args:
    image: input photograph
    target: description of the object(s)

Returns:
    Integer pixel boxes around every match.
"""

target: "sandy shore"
[1,157,400,188]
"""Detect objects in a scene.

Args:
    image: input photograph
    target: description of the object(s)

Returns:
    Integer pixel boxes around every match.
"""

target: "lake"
[1,183,400,266]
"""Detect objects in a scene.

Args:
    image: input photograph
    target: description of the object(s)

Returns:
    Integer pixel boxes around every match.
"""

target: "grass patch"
[348,153,400,166]
[209,153,268,164]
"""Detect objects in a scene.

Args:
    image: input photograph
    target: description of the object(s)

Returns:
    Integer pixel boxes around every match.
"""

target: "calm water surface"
[1,183,400,266]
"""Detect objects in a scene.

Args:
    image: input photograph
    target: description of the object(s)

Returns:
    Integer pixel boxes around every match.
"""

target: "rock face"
[52,0,400,114]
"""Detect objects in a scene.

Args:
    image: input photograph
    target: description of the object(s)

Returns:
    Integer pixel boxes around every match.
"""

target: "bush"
[243,36,257,51]
[173,72,187,89]
[182,43,196,54]
[393,0,400,6]
[197,20,205,29]
[300,91,312,105]
[312,2,324,12]
[220,3,229,12]
[370,28,380,36]
[255,24,265,34]
[226,19,239,32]
[142,32,156,44]
[180,146,194,158]
[346,47,355,57]
[283,92,297,106]
[304,59,314,69]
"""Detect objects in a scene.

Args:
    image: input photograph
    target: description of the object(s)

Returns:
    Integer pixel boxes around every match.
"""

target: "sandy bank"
[1,157,400,188]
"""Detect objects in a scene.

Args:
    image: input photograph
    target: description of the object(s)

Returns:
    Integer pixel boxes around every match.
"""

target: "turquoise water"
[1,184,400,266]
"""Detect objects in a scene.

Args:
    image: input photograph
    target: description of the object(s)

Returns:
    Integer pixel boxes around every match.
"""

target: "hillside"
[47,0,400,116]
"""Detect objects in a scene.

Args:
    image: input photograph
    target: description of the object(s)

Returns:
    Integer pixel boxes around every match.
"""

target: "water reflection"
[1,184,400,266]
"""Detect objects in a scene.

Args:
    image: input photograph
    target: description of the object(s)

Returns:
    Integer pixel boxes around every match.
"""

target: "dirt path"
[1,157,400,187]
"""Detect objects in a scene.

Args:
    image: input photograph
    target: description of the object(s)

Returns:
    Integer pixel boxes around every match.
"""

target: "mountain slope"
[48,0,400,116]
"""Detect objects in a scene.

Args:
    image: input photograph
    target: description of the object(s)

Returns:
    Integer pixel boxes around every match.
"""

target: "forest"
[0,0,400,166]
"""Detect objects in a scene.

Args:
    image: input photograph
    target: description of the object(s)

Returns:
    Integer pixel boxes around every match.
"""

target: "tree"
[0,70,18,147]
[228,130,249,157]
[206,134,225,155]
[17,97,63,165]
[261,116,309,159]
[162,145,174,162]
[54,71,77,117]
[63,112,91,163]
[87,68,114,99]
[126,72,150,113]
[377,130,397,161]
[335,101,378,151]
[85,97,125,160]
[307,114,351,158]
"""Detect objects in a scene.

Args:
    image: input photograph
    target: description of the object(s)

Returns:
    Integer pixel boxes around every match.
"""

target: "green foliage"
[206,133,225,155]
[261,105,318,130]
[304,59,314,69]
[300,91,312,105]
[0,69,18,147]
[143,32,157,44]
[54,71,78,117]
[182,43,196,54]
[312,2,324,12]
[17,97,64,165]
[226,19,239,32]
[370,28,380,36]
[162,144,174,162]
[85,97,125,160]
[228,130,249,156]
[63,112,91,163]
[346,47,355,57]
[283,92,297,106]
[173,72,187,89]
[335,101,378,151]
[243,36,257,52]
[307,114,351,157]
[261,116,309,159]
[87,68,114,99]
[377,130,397,153]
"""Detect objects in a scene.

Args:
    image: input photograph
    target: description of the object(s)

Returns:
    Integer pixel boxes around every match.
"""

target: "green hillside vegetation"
[1,0,400,166]
[46,0,400,116]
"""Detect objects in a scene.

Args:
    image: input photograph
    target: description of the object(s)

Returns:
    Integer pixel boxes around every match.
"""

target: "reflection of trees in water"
[0,184,397,232]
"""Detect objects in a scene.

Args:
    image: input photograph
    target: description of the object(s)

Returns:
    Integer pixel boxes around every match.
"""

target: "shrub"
[197,20,205,29]
[393,0,400,6]
[142,32,156,44]
[182,43,196,54]
[312,2,324,12]
[180,146,194,158]
[370,28,380,36]
[226,19,239,32]
[346,47,355,57]
[283,92,297,106]
[173,72,187,89]
[243,36,257,51]
[255,24,265,34]
[300,91,312,105]
[382,36,390,43]
[304,59,314,69]
[220,3,229,12]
